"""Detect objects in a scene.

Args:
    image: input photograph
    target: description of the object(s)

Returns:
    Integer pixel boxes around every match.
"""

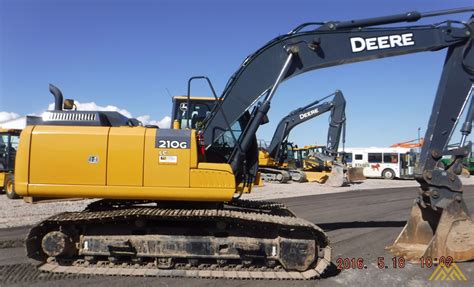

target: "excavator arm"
[267,90,346,163]
[200,8,474,261]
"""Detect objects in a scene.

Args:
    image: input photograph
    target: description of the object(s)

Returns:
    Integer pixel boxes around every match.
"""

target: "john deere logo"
[88,155,99,164]
[429,262,467,281]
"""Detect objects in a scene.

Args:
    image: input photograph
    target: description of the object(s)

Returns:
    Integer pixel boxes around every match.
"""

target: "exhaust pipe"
[49,84,63,111]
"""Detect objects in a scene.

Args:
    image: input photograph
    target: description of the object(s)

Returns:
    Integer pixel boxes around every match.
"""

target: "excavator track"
[288,170,307,183]
[26,199,331,280]
[259,168,292,183]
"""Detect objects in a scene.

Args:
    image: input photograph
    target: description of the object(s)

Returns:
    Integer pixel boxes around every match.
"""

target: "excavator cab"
[0,129,21,199]
[171,96,216,130]
[280,142,297,167]
[171,93,255,171]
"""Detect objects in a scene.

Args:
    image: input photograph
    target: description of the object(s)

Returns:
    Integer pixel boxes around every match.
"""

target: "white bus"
[340,147,417,179]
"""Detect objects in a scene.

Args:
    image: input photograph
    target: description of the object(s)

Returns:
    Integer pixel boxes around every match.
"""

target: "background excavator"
[258,89,364,186]
[258,90,346,184]
[12,8,474,279]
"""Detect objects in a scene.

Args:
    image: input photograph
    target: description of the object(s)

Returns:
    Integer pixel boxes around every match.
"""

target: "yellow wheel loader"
[294,145,333,183]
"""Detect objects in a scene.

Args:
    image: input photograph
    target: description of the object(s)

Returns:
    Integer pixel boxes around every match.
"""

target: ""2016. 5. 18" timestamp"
[336,256,453,270]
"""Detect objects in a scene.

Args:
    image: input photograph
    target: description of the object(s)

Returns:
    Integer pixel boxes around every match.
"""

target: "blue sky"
[1,0,473,147]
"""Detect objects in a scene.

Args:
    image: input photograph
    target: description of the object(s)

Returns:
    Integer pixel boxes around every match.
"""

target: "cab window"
[174,100,216,129]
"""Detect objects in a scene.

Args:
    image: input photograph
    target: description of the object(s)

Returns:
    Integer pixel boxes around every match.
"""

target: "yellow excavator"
[14,8,474,279]
[258,90,346,184]
[0,128,21,199]
[257,141,294,183]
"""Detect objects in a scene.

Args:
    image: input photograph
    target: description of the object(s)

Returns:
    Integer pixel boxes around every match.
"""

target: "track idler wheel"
[41,231,76,258]
[387,199,474,262]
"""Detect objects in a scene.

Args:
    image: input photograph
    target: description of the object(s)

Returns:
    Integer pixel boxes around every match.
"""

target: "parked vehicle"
[342,147,417,179]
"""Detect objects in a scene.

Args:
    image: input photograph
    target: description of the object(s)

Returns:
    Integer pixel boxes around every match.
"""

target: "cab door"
[0,132,19,172]
[143,129,193,187]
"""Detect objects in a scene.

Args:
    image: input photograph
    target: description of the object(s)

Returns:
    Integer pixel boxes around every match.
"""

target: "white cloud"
[46,101,169,127]
[136,115,171,128]
[1,101,169,129]
[0,101,171,129]
[0,112,20,123]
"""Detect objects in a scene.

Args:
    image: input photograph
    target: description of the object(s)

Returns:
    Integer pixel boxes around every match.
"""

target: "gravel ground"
[244,176,474,201]
[1,177,473,229]
[0,198,95,229]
